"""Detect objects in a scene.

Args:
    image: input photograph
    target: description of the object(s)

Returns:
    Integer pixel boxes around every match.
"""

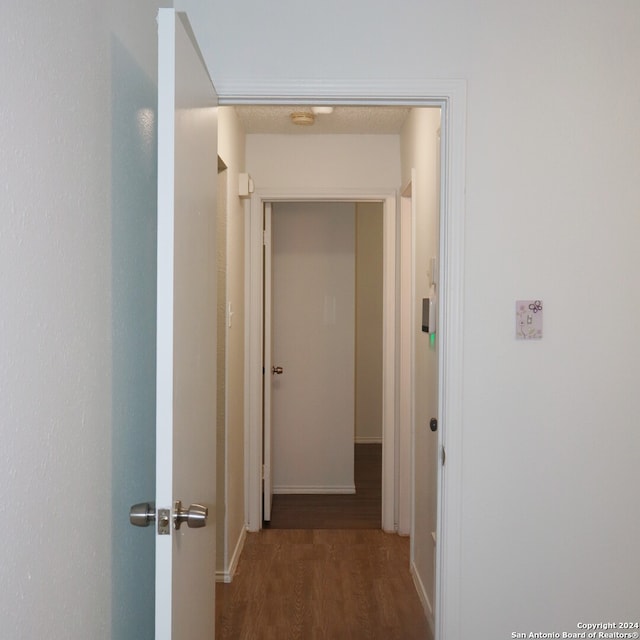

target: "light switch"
[516,300,543,340]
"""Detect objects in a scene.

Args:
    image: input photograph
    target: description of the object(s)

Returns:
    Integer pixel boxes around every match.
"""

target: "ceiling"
[233,105,412,135]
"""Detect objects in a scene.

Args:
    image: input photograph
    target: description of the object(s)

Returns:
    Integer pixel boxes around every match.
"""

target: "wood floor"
[215,444,432,639]
[266,443,382,529]
[215,529,432,640]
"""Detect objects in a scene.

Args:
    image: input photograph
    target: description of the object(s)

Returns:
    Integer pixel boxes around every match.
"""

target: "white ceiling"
[233,105,412,135]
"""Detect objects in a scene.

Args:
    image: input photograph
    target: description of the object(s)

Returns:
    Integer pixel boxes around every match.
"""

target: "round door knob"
[272,366,284,375]
[173,500,208,530]
[129,502,155,527]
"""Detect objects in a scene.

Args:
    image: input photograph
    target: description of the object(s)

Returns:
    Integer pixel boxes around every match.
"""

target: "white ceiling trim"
[216,78,467,105]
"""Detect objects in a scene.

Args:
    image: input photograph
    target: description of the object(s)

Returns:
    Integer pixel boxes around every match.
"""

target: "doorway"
[239,105,441,635]
[264,200,384,530]
[250,188,398,530]
[220,88,467,639]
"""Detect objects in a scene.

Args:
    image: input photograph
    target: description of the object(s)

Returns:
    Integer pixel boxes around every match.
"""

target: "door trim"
[228,79,466,640]
[247,190,397,533]
[399,172,416,539]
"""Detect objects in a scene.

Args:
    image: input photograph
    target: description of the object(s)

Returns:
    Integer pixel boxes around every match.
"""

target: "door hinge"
[441,446,446,466]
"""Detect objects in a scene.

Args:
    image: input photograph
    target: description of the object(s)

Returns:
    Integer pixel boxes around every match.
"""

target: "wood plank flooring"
[215,444,432,639]
[215,529,432,640]
[267,443,382,529]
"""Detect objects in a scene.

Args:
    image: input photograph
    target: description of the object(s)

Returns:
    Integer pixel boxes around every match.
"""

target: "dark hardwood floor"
[215,443,432,639]
[215,529,432,640]
[266,443,382,529]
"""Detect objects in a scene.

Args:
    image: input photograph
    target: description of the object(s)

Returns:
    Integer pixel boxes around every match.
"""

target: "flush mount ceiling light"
[311,106,335,115]
[290,111,315,126]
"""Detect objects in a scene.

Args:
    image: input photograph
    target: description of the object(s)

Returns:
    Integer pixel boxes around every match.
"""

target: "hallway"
[216,443,432,639]
[215,529,432,640]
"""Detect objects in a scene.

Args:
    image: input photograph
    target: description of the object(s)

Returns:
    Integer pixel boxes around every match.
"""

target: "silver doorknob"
[129,502,156,527]
[272,366,284,375]
[173,500,208,530]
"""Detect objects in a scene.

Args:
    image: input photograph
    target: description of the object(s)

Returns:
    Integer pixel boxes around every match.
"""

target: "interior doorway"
[263,200,384,530]
[250,188,398,531]
[217,89,468,638]
[238,105,442,635]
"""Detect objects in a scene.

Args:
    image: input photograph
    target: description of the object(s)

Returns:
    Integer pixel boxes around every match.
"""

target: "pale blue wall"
[110,34,157,640]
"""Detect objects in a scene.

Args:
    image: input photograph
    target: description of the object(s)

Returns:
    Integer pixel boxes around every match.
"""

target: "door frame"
[399,171,417,538]
[248,190,397,532]
[221,79,466,640]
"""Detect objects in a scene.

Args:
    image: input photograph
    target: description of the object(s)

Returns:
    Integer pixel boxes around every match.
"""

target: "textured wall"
[0,1,160,638]
[0,1,112,637]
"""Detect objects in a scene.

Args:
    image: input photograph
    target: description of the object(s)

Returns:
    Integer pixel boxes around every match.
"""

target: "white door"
[262,203,274,521]
[269,202,356,495]
[156,9,218,639]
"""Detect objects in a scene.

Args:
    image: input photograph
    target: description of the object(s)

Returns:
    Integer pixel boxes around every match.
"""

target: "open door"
[263,202,274,521]
[156,9,218,639]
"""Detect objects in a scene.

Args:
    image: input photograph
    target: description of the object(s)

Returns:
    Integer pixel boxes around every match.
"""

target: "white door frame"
[399,171,417,538]
[248,190,397,532]
[222,79,466,640]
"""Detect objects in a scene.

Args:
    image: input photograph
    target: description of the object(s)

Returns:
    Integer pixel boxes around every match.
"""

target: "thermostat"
[422,298,436,334]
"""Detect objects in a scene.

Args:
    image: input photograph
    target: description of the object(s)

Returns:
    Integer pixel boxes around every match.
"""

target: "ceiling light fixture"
[311,106,335,115]
[290,111,315,126]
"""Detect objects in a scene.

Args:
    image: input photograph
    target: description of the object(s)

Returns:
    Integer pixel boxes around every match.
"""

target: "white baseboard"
[273,484,356,495]
[354,436,382,444]
[411,561,435,637]
[215,525,247,584]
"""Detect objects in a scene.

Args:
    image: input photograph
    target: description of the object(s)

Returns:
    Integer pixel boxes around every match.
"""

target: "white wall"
[0,0,162,638]
[216,106,246,578]
[401,107,441,625]
[246,134,400,191]
[355,203,383,443]
[271,202,356,493]
[191,2,640,636]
